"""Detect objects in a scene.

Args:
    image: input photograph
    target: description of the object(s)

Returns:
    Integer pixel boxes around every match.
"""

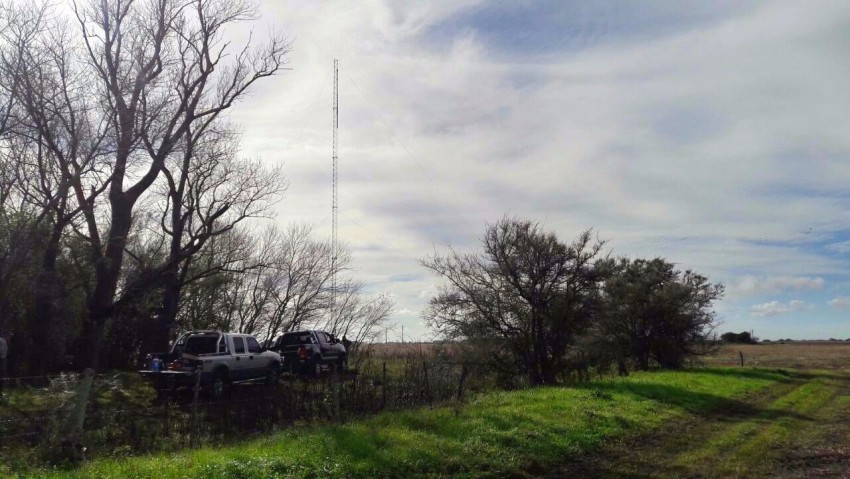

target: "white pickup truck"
[140,330,281,396]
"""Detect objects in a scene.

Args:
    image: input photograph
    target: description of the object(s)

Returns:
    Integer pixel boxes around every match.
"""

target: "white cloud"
[218,1,850,339]
[827,297,850,309]
[749,299,809,317]
[729,275,825,298]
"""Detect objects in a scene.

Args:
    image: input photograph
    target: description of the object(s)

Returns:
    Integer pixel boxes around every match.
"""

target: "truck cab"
[272,330,347,376]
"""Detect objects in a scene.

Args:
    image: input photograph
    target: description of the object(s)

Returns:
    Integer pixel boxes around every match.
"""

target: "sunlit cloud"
[750,300,810,318]
[227,0,850,339]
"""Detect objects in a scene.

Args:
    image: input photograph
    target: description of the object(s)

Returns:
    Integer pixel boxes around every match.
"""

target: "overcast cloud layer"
[228,0,850,341]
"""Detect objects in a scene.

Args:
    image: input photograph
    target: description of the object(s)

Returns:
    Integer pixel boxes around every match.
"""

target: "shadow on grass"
[573,378,813,423]
[788,370,850,382]
[685,367,795,382]
[694,366,850,384]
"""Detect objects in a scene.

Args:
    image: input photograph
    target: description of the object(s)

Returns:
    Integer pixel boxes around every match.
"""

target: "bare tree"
[0,0,290,447]
[61,0,290,372]
[231,224,343,343]
[117,121,287,352]
[1,3,111,374]
[205,223,392,351]
[317,280,394,358]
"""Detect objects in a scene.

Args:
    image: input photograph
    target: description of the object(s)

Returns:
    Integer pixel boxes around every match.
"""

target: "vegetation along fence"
[0,352,483,464]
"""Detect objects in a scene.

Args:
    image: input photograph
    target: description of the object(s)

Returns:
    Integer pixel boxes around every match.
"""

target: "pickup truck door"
[245,336,265,376]
[318,331,339,360]
[231,336,250,381]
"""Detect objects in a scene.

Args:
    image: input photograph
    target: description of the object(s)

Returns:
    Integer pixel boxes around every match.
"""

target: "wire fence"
[700,352,850,369]
[0,354,482,462]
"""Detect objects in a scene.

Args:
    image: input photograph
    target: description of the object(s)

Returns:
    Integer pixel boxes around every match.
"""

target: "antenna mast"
[331,59,339,318]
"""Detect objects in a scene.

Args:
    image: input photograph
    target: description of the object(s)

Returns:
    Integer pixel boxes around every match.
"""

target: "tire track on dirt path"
[549,370,842,478]
[772,371,850,478]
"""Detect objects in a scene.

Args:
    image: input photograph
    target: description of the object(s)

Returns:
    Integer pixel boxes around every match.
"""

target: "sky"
[224,0,850,341]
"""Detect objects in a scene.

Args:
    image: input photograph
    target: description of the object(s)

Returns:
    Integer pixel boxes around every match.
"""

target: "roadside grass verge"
[15,368,790,479]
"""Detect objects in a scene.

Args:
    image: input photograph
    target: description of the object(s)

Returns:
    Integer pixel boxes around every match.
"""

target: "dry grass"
[704,341,850,370]
[358,341,461,360]
[367,340,850,371]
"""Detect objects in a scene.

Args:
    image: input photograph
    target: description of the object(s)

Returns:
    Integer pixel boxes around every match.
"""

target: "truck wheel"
[338,357,348,372]
[312,359,322,378]
[211,371,226,398]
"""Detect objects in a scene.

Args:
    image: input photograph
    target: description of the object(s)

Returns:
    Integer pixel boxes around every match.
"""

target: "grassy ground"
[5,342,849,477]
[9,368,792,479]
[558,369,850,478]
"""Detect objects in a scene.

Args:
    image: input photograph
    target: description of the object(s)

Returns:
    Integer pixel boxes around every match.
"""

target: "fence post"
[381,361,387,410]
[457,363,469,402]
[191,369,202,447]
[288,375,295,420]
[422,361,432,408]
[739,351,744,367]
[63,367,95,461]
[331,366,341,423]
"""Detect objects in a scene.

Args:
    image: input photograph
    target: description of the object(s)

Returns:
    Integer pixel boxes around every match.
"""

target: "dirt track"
[550,370,850,478]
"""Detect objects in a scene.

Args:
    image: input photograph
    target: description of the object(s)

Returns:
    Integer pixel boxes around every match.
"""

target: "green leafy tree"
[598,257,723,370]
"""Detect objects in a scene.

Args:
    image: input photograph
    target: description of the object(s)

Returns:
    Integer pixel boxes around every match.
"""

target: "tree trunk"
[28,222,65,375]
[152,268,181,353]
[616,348,629,376]
[67,201,133,443]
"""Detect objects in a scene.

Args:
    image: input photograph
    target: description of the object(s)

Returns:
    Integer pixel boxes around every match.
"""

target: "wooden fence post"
[381,361,387,410]
[331,367,341,422]
[191,369,202,446]
[739,351,744,367]
[422,361,432,407]
[457,363,469,402]
[63,368,95,461]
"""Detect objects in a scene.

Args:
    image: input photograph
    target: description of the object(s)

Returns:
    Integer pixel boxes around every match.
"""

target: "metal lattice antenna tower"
[331,59,339,317]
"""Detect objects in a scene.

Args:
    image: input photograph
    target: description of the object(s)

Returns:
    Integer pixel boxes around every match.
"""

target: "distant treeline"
[721,331,759,344]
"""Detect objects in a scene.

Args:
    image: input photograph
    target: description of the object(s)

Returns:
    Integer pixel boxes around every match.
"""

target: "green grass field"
[10,368,803,479]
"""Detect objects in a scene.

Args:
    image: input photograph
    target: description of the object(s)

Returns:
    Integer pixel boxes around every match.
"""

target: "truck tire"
[312,358,322,378]
[338,357,348,372]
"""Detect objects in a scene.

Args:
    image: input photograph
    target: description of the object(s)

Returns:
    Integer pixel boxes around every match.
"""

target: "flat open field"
[704,341,850,370]
[366,340,850,370]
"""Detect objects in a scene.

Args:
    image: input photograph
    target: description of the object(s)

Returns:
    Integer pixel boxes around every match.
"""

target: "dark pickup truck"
[140,330,281,396]
[271,330,347,376]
